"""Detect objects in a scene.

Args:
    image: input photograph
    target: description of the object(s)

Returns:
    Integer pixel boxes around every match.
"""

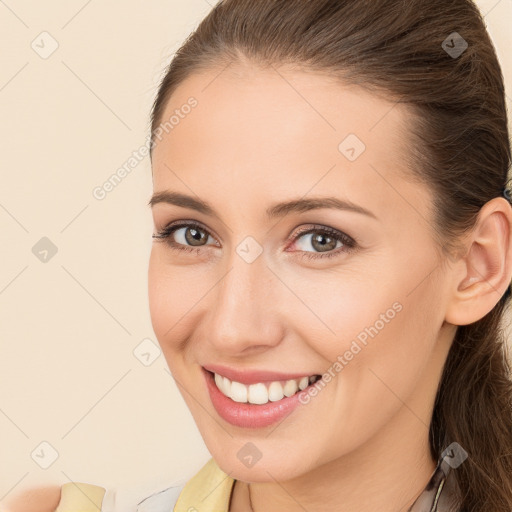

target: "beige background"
[1,0,511,507]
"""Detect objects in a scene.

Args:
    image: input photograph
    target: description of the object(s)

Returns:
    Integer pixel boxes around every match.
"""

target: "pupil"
[187,228,206,246]
[312,233,336,252]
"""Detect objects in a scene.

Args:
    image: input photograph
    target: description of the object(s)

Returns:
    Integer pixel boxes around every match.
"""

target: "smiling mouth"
[207,369,322,405]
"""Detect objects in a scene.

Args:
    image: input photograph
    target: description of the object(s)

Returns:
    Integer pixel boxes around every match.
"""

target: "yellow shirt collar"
[54,482,106,512]
[174,457,235,512]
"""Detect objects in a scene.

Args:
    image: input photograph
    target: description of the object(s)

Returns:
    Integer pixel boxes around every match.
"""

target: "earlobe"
[444,197,512,326]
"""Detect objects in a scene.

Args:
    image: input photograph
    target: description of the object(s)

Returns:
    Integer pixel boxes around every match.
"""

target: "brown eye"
[290,225,356,260]
[152,221,217,252]
[183,226,209,246]
[309,232,339,252]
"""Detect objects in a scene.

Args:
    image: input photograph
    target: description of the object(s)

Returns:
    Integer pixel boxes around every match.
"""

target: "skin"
[2,486,61,511]
[148,61,512,512]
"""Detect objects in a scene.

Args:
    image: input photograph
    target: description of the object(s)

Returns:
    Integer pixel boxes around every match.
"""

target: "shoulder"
[172,458,235,511]
[135,483,185,512]
[133,458,230,511]
[54,458,230,512]
[54,481,186,512]
[54,482,107,511]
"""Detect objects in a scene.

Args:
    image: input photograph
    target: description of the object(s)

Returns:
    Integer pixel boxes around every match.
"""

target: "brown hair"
[149,1,512,510]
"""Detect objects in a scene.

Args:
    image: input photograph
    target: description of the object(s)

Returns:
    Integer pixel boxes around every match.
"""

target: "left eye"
[152,222,356,259]
[289,225,356,259]
[294,230,343,252]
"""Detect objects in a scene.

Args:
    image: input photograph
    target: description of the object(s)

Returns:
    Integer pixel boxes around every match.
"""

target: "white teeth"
[298,376,309,390]
[213,372,319,405]
[248,383,268,404]
[283,379,298,397]
[220,377,231,396]
[230,380,248,403]
[268,381,284,402]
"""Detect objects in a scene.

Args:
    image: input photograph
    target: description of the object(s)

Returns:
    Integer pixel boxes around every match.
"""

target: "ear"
[444,196,512,326]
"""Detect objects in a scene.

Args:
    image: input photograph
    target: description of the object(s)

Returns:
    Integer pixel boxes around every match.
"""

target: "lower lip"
[203,368,313,429]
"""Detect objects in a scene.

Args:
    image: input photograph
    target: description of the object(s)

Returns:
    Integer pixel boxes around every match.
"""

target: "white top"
[99,482,186,512]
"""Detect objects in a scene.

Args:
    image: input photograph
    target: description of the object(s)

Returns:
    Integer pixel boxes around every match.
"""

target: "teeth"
[299,376,309,390]
[230,380,248,403]
[214,372,223,391]
[248,383,268,404]
[283,379,298,397]
[213,372,319,405]
[268,381,284,402]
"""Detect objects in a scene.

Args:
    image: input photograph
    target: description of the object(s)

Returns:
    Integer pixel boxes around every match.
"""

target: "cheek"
[147,249,213,358]
[287,270,405,359]
[342,303,436,445]
[148,251,170,338]
[304,272,439,428]
[148,250,188,351]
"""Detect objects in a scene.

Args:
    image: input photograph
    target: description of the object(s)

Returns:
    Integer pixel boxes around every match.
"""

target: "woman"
[51,0,512,510]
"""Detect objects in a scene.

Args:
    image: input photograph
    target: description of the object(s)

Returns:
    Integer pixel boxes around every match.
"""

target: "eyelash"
[152,221,357,260]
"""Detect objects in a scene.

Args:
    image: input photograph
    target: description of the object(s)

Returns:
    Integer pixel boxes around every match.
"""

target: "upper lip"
[202,364,319,385]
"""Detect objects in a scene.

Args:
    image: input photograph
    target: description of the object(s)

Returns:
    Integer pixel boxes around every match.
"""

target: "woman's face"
[148,63,456,482]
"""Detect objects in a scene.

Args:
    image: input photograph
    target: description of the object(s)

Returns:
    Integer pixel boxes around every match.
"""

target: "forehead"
[151,63,432,227]
[154,62,407,150]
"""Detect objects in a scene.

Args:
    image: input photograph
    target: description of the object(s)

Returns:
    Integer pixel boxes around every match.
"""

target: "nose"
[205,249,284,356]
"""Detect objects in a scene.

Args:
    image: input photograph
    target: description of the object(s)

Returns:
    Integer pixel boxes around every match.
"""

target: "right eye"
[152,221,219,253]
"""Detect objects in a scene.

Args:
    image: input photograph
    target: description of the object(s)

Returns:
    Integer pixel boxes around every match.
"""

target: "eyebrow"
[148,191,377,220]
